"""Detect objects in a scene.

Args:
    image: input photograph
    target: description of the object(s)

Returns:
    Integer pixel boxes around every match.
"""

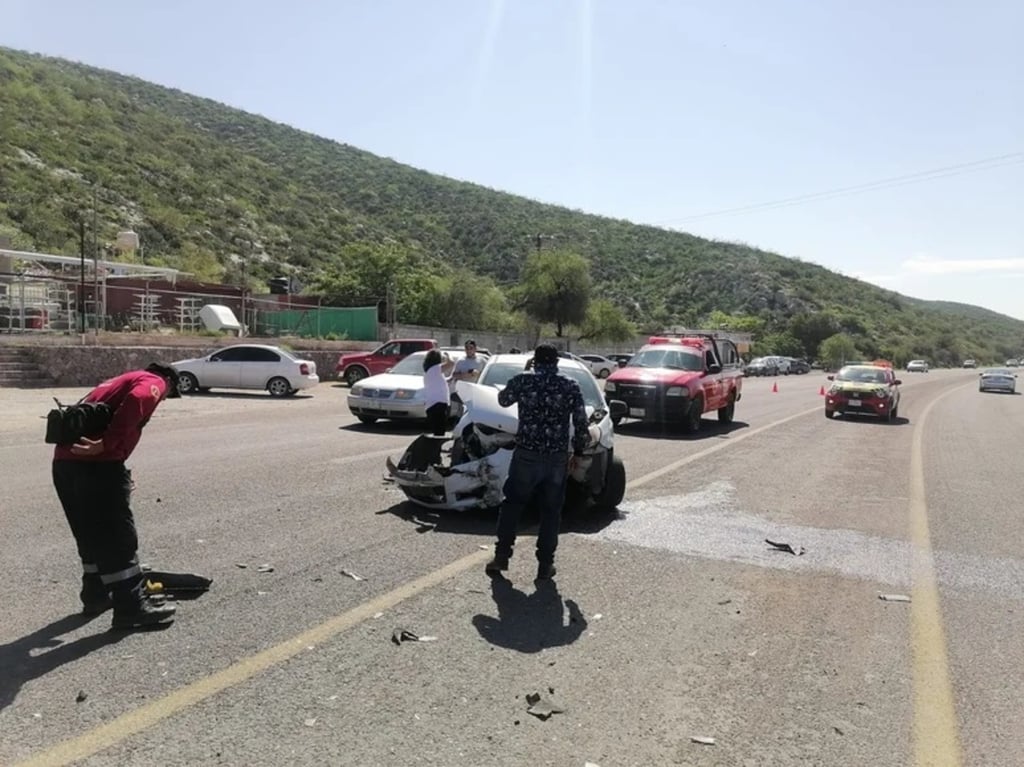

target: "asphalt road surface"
[1,369,1021,767]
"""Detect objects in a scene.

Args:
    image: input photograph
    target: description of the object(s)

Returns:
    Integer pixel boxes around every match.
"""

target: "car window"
[377,342,400,356]
[210,347,247,362]
[626,348,703,371]
[400,341,427,355]
[390,352,429,375]
[238,347,281,363]
[836,366,888,383]
[479,363,604,409]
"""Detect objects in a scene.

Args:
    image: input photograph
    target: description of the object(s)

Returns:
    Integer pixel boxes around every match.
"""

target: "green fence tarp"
[257,306,377,340]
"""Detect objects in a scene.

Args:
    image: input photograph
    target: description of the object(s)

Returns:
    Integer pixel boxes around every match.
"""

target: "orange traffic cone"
[771,381,778,393]
[819,385,826,396]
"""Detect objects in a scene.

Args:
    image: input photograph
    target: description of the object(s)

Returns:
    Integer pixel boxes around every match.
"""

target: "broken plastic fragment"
[75,690,87,703]
[691,736,716,745]
[525,692,565,720]
[765,539,805,556]
[257,564,274,573]
[235,563,248,569]
[304,718,317,727]
[878,593,911,603]
[415,523,435,533]
[392,628,421,645]
[340,569,365,581]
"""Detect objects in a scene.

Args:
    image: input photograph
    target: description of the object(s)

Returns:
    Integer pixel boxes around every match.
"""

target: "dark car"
[744,357,779,377]
[787,357,811,374]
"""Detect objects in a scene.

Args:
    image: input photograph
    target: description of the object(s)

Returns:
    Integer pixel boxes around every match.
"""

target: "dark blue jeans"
[495,447,569,565]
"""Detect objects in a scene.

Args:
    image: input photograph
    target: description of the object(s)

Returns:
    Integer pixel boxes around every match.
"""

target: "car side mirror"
[706,364,722,375]
[893,379,903,385]
[608,399,628,420]
[827,374,835,380]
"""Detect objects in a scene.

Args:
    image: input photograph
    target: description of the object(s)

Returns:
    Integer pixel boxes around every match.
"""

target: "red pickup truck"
[603,335,744,431]
[335,338,437,385]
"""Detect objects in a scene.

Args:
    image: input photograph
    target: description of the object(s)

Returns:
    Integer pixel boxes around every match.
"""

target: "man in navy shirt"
[486,344,590,580]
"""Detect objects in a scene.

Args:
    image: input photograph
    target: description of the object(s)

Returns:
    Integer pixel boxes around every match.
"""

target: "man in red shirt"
[52,363,181,629]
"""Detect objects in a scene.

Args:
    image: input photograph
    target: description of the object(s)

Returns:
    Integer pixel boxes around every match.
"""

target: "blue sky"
[4,0,1022,317]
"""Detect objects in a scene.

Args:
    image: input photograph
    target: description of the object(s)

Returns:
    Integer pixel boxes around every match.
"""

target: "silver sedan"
[978,368,1017,394]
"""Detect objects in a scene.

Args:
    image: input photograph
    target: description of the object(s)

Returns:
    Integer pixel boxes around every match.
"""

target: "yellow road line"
[17,402,824,766]
[909,386,965,767]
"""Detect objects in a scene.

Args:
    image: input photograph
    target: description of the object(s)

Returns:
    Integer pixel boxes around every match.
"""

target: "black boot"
[535,562,557,581]
[80,574,112,615]
[111,597,177,630]
[485,544,513,574]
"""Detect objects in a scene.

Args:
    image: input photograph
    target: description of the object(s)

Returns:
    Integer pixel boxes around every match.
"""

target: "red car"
[335,338,436,386]
[824,364,902,421]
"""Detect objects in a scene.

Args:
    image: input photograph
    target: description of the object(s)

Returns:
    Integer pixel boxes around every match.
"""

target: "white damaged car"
[386,353,628,512]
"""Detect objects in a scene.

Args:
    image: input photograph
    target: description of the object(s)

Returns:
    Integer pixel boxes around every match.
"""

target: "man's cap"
[145,362,181,398]
[533,344,559,367]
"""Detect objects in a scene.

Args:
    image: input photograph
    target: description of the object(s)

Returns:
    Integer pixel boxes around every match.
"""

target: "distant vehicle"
[787,357,811,374]
[173,344,319,397]
[1005,359,1020,368]
[906,360,929,373]
[978,368,1017,394]
[824,363,902,421]
[578,353,617,378]
[607,353,633,368]
[962,359,977,368]
[604,334,743,431]
[335,339,437,386]
[744,357,778,377]
[347,350,466,424]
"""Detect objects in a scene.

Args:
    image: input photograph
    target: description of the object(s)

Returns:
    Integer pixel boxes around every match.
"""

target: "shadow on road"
[340,421,428,436]
[829,414,911,426]
[471,575,587,653]
[615,418,750,441]
[182,391,314,400]
[0,613,128,712]
[377,499,622,538]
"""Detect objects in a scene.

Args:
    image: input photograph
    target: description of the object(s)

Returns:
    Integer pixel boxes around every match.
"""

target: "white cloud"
[902,255,1024,275]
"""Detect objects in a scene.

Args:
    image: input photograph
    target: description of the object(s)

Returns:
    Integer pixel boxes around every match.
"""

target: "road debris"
[235,563,248,569]
[304,718,317,727]
[257,564,274,573]
[75,691,87,703]
[415,523,435,533]
[717,599,732,605]
[765,539,805,556]
[525,692,565,720]
[340,569,366,581]
[690,736,716,746]
[392,628,435,645]
[878,593,911,603]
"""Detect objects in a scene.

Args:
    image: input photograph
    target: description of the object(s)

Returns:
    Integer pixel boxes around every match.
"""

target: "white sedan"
[173,344,319,397]
[578,353,616,379]
[347,350,465,424]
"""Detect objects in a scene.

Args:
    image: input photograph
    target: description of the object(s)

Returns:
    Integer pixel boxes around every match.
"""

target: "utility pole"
[78,218,86,335]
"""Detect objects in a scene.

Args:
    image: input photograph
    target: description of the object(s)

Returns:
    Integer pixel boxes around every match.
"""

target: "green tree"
[819,333,860,369]
[576,299,636,344]
[788,312,839,358]
[754,332,804,357]
[517,249,592,337]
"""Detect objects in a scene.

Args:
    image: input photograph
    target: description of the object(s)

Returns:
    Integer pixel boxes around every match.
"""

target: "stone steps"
[0,348,55,388]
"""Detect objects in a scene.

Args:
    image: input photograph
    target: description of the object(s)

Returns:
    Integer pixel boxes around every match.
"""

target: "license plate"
[629,407,645,417]
[848,397,861,406]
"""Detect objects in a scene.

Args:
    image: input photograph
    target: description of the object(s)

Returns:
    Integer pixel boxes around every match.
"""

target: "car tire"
[345,366,368,386]
[718,393,736,424]
[267,377,291,397]
[891,405,898,419]
[357,415,378,424]
[683,396,703,433]
[825,409,835,419]
[177,372,200,395]
[611,414,623,427]
[595,455,626,510]
[598,368,611,379]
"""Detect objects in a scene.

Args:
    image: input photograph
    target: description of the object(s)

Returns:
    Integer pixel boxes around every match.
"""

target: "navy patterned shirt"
[498,367,590,455]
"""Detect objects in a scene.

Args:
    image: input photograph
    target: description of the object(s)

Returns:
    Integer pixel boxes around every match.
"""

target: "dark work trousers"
[495,447,569,566]
[424,402,449,437]
[52,460,144,608]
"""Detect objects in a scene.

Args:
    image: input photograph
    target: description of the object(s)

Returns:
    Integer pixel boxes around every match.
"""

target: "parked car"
[173,344,319,397]
[744,357,779,377]
[978,368,1017,394]
[607,353,633,368]
[386,353,628,512]
[787,357,812,374]
[824,363,901,420]
[1005,359,1020,368]
[347,349,467,424]
[335,338,436,386]
[578,353,617,378]
[604,335,743,431]
[962,359,977,368]
[906,360,929,373]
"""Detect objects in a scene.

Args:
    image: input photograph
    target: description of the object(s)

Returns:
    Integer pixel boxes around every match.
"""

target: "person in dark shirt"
[52,363,180,629]
[486,344,590,580]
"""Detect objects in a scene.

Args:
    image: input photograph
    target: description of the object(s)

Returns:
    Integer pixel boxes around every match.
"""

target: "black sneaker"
[485,556,509,574]
[111,600,177,630]
[535,564,557,581]
[81,595,113,615]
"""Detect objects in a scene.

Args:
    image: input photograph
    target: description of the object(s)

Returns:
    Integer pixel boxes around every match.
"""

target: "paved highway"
[1,369,1021,766]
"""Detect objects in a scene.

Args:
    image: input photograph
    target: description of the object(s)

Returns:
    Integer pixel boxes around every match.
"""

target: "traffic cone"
[818,385,826,396]
[771,381,778,393]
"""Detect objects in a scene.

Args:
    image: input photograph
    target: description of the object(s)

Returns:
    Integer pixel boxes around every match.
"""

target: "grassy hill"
[1,46,1021,364]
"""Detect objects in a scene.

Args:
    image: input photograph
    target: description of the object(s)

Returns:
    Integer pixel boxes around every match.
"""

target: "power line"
[653,152,1024,226]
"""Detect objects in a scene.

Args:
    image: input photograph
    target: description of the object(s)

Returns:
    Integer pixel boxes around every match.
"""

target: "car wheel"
[718,394,735,424]
[345,366,368,386]
[611,414,623,427]
[891,405,898,419]
[683,397,703,433]
[598,368,611,379]
[267,377,291,397]
[177,372,200,395]
[357,415,378,424]
[594,455,626,510]
[825,409,835,419]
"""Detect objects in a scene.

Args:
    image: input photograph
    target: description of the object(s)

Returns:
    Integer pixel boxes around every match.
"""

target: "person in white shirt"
[452,339,485,383]
[422,350,454,436]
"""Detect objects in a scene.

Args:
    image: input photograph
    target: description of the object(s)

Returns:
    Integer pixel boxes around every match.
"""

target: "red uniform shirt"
[53,370,170,462]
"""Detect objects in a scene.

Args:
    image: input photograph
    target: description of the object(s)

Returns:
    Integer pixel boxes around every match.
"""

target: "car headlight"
[829,384,842,394]
[604,381,616,393]
[351,386,364,397]
[393,389,417,400]
[872,387,888,398]
[666,386,687,397]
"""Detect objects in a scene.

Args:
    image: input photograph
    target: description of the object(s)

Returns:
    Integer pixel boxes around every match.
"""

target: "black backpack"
[45,396,114,446]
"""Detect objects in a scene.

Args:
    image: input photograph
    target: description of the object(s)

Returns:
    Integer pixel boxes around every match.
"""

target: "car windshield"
[984,369,1012,376]
[479,363,605,409]
[389,352,429,376]
[626,348,703,371]
[836,366,888,384]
